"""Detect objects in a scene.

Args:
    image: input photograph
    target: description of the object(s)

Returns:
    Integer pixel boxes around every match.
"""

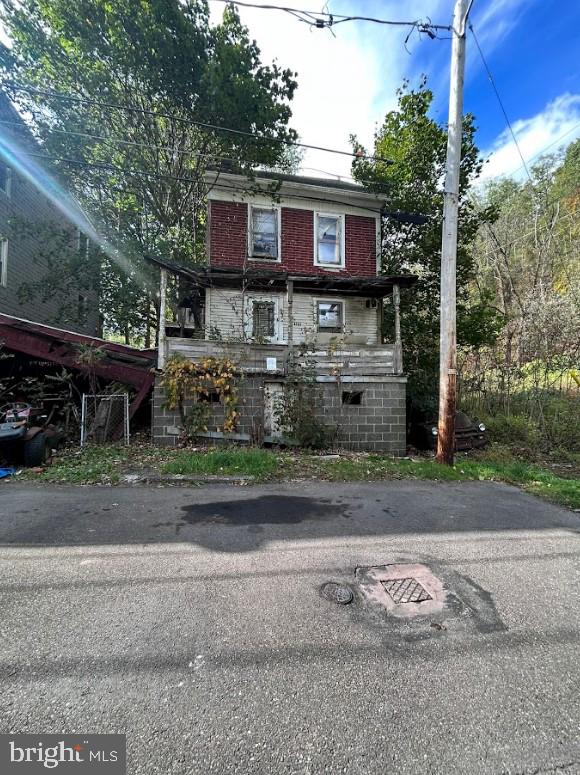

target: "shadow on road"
[0,480,578,554]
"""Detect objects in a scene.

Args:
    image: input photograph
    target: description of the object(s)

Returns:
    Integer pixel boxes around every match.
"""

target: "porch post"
[158,267,167,371]
[286,278,294,374]
[287,278,294,346]
[393,283,403,374]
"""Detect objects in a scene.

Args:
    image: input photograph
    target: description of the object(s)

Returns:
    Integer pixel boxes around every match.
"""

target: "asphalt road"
[0,479,579,775]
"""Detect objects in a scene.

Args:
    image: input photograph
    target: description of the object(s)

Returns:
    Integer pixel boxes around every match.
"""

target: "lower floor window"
[317,301,343,333]
[252,300,276,339]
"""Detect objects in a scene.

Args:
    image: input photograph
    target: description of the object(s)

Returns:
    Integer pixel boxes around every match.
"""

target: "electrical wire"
[479,209,579,261]
[0,118,391,191]
[15,149,387,214]
[503,120,580,179]
[209,0,451,32]
[469,22,535,187]
[0,117,245,166]
[4,81,393,165]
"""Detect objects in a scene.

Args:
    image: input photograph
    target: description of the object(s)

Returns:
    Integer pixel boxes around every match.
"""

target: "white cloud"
[470,0,529,51]
[479,93,580,181]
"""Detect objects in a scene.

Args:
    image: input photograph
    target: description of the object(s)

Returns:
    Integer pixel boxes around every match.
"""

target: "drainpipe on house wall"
[158,268,167,371]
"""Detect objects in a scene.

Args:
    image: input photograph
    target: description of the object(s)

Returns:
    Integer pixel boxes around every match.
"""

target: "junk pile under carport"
[0,313,156,466]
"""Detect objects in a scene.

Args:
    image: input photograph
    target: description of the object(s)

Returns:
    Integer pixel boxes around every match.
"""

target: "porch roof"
[145,256,417,298]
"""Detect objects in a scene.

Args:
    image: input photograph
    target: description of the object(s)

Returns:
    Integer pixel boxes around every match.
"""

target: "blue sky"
[209,0,580,181]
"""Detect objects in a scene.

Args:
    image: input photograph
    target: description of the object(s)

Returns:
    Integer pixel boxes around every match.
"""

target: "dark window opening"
[252,300,275,339]
[342,391,363,406]
[200,391,220,403]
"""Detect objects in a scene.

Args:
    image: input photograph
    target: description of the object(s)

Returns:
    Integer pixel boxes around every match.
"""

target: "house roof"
[0,313,156,390]
[146,255,417,298]
[205,170,387,212]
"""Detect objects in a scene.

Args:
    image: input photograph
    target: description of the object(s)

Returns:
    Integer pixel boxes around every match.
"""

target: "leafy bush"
[461,392,580,454]
[275,384,336,449]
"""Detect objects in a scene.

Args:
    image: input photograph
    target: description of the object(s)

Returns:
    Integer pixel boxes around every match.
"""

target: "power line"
[11,149,386,214]
[503,120,580,178]
[469,22,535,186]
[209,0,451,32]
[0,117,391,190]
[4,81,393,165]
[479,209,579,261]
[0,117,243,166]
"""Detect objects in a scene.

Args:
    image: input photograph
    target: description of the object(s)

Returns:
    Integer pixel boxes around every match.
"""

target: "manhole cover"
[321,582,353,605]
[381,577,432,604]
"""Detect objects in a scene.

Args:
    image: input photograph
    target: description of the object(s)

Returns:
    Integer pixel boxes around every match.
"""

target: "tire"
[23,433,50,467]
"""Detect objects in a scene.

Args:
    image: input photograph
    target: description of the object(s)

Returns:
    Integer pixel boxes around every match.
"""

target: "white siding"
[207,288,379,345]
[291,294,378,345]
[206,288,287,342]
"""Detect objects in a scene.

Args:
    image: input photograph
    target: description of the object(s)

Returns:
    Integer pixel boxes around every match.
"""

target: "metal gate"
[80,393,130,446]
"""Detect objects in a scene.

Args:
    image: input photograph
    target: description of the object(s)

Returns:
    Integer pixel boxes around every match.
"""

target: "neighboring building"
[0,91,99,335]
[152,172,416,453]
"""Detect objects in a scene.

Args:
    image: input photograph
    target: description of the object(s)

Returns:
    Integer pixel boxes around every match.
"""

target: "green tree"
[0,0,298,343]
[470,141,580,395]
[351,79,500,413]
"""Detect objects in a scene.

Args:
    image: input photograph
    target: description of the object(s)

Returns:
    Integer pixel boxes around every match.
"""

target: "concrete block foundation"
[153,373,407,455]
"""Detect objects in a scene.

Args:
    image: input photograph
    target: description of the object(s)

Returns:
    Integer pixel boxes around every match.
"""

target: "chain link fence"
[80,393,130,446]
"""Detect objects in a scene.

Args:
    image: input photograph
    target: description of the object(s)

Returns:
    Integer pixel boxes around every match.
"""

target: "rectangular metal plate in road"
[381,577,433,604]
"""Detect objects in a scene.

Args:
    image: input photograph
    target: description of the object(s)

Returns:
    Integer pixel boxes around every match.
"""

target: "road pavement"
[0,479,579,774]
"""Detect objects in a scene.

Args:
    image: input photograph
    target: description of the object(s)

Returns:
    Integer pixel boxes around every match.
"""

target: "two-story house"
[151,171,416,454]
[0,91,99,335]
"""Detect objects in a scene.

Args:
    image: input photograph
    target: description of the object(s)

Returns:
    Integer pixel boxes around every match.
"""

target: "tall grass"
[162,448,279,476]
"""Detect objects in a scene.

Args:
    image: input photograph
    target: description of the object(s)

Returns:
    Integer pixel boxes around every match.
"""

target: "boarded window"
[250,206,278,259]
[252,301,275,339]
[317,301,343,333]
[316,214,342,265]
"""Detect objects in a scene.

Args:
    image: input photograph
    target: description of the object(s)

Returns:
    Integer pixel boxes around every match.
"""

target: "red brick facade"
[209,199,378,277]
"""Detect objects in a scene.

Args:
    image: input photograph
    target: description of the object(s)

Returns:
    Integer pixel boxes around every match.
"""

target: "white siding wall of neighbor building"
[205,288,379,345]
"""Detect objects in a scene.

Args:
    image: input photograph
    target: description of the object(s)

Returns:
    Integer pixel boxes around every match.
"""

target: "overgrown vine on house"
[162,355,239,438]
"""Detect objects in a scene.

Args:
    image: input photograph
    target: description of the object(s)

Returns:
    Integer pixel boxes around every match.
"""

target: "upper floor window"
[0,238,8,287]
[249,205,279,260]
[0,164,12,197]
[315,213,344,268]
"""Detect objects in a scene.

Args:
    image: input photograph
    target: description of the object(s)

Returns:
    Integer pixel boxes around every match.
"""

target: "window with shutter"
[252,301,276,339]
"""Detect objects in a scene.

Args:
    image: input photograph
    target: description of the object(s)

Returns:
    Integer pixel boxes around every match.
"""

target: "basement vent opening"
[381,578,432,604]
[200,391,220,403]
[342,391,363,406]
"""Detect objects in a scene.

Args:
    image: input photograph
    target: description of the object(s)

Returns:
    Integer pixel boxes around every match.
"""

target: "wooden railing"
[166,339,402,376]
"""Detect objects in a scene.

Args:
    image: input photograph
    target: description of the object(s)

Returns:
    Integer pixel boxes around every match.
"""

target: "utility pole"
[437,0,471,464]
